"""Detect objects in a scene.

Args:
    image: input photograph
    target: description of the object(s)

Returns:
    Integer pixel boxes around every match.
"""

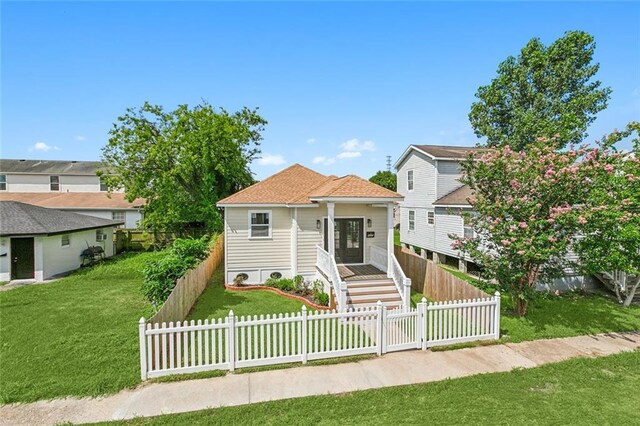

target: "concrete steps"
[346,279,402,310]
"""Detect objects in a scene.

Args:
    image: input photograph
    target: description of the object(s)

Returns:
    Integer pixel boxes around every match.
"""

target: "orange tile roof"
[0,192,145,209]
[218,164,402,205]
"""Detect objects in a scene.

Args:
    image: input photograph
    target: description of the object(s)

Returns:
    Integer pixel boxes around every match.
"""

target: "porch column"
[327,202,335,259]
[387,202,394,275]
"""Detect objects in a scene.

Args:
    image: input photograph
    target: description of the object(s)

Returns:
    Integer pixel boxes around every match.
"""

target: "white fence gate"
[139,293,501,379]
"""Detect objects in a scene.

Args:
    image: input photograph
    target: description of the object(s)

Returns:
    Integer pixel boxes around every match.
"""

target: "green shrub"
[264,277,297,292]
[315,292,330,306]
[141,236,212,308]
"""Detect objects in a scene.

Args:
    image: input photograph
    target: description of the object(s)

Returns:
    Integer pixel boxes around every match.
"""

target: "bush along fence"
[115,228,213,253]
[139,292,501,379]
[147,235,224,325]
[394,245,489,301]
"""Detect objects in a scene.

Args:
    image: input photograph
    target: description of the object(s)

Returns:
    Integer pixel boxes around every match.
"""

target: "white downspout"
[291,207,298,277]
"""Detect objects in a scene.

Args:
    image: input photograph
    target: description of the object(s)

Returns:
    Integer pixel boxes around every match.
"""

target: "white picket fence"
[139,292,501,379]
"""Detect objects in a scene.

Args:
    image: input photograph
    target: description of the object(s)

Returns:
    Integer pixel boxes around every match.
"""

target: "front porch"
[337,264,388,281]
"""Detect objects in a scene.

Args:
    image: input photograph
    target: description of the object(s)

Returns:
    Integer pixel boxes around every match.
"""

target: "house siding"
[397,151,437,251]
[296,208,323,274]
[436,160,464,199]
[225,207,292,284]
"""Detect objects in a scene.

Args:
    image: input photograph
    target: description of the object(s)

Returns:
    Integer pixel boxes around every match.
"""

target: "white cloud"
[29,142,59,152]
[340,138,376,153]
[337,151,362,159]
[312,156,335,166]
[257,153,286,166]
[75,135,86,141]
[307,138,316,144]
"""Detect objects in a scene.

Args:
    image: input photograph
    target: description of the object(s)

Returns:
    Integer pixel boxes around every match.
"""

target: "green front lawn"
[0,253,155,404]
[438,265,640,345]
[187,269,313,321]
[98,349,640,425]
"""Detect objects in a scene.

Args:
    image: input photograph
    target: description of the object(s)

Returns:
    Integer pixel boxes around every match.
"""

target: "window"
[427,211,435,226]
[100,178,107,192]
[112,211,126,227]
[249,211,271,238]
[407,170,414,191]
[61,234,70,247]
[463,222,474,240]
[96,229,107,241]
[50,176,60,191]
[0,175,6,191]
[408,210,415,231]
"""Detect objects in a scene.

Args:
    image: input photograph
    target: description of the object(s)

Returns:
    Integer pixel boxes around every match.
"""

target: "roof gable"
[394,144,485,169]
[218,164,402,206]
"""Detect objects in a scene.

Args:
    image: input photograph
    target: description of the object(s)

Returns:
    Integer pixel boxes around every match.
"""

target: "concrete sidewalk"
[1,332,638,425]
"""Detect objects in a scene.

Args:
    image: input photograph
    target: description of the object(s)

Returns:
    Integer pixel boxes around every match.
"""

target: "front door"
[11,238,35,280]
[324,218,364,264]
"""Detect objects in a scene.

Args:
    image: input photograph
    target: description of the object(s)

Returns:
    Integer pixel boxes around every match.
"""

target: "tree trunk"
[622,275,640,307]
[514,297,528,316]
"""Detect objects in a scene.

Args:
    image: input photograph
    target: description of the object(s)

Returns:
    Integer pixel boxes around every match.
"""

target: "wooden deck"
[337,264,388,281]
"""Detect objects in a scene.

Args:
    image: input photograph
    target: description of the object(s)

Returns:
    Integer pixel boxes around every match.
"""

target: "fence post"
[419,297,427,350]
[376,301,383,356]
[493,292,501,340]
[340,281,348,312]
[139,317,147,380]
[404,278,412,311]
[301,305,308,364]
[228,310,236,372]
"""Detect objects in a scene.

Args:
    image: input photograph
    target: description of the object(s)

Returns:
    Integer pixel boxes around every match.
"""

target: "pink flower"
[517,250,525,255]
[604,164,614,173]
[578,216,587,225]
[501,239,511,246]
[511,179,519,189]
[548,236,557,243]
[519,222,528,229]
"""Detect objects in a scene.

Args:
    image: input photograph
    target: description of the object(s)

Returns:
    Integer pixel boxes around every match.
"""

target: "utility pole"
[386,155,392,172]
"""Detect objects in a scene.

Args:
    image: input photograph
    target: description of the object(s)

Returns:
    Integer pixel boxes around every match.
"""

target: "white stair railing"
[316,245,347,311]
[389,253,411,310]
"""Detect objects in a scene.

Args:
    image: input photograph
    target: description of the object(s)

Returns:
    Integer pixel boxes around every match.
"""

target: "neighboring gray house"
[0,201,122,282]
[394,144,597,292]
[0,159,144,228]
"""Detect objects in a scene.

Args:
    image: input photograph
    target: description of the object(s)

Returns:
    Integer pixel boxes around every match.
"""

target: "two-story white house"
[0,159,143,228]
[394,145,482,271]
[394,144,597,292]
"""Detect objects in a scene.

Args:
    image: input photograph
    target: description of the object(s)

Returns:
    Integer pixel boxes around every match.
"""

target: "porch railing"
[390,253,412,310]
[316,245,347,311]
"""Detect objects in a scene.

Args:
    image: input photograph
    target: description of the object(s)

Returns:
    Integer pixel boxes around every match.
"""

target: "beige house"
[218,164,411,310]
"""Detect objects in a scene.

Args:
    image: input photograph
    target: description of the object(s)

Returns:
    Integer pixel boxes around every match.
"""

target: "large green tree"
[100,102,266,231]
[469,31,611,150]
[572,123,640,307]
[369,170,397,191]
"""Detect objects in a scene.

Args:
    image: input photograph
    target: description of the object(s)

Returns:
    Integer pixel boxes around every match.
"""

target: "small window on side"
[0,174,6,191]
[427,211,435,225]
[408,210,415,231]
[61,234,70,247]
[100,178,108,192]
[50,176,60,191]
[250,211,271,238]
[407,170,414,191]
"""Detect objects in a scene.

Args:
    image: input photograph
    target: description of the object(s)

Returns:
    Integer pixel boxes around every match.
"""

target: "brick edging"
[224,284,331,310]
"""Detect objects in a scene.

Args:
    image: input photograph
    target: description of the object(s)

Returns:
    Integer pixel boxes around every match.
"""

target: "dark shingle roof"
[0,201,123,236]
[433,185,473,206]
[411,145,485,160]
[0,159,102,175]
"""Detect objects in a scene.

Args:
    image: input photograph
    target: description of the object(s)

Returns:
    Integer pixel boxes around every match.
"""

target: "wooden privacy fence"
[139,294,500,379]
[394,246,489,301]
[148,235,224,325]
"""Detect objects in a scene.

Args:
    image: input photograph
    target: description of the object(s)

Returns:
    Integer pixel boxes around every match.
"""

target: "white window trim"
[427,210,435,226]
[408,210,415,231]
[61,234,70,247]
[407,169,414,192]
[50,175,60,191]
[248,210,272,239]
[0,174,6,191]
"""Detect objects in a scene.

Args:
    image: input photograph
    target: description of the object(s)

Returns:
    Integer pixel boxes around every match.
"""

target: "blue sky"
[2,1,639,180]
